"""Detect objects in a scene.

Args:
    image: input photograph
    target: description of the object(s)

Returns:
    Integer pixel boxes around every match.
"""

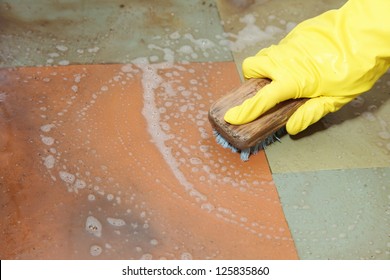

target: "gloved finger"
[286,96,352,135]
[242,54,276,80]
[224,80,296,125]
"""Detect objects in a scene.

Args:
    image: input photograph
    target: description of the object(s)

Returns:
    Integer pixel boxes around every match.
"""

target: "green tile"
[266,75,390,173]
[273,168,390,259]
[0,0,232,67]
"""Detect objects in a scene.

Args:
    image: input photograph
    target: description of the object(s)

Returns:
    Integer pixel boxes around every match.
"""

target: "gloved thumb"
[286,96,352,135]
[224,80,296,125]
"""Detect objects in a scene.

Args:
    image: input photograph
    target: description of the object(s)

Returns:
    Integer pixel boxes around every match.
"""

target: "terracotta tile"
[0,62,297,259]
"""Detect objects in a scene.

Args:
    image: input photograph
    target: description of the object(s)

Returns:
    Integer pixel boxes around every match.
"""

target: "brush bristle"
[212,128,286,161]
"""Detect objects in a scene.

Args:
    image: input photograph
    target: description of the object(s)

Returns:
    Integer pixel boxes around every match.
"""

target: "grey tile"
[0,0,232,67]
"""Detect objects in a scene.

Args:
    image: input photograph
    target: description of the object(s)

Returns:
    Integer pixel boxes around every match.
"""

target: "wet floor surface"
[0,63,296,259]
[1,0,389,260]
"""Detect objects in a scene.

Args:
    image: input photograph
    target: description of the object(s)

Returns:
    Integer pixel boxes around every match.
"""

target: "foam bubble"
[40,124,55,132]
[150,239,158,246]
[41,135,55,145]
[71,85,78,93]
[201,203,215,213]
[74,179,86,190]
[146,56,157,63]
[180,252,193,260]
[121,64,134,73]
[199,145,209,152]
[361,112,376,122]
[148,44,175,63]
[169,31,181,40]
[286,21,297,33]
[90,245,102,257]
[56,45,68,52]
[132,60,215,206]
[88,46,100,53]
[140,254,153,260]
[184,34,215,50]
[224,14,284,52]
[74,74,82,83]
[59,171,75,184]
[58,60,70,66]
[44,155,55,169]
[107,217,126,227]
[190,157,202,165]
[189,79,198,85]
[86,216,102,237]
[178,45,194,54]
[48,52,60,58]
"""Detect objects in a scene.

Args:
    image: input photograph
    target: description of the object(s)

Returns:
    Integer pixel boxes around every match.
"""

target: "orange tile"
[0,63,297,259]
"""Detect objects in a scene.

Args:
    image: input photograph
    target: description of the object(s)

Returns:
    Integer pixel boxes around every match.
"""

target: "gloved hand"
[224,0,390,135]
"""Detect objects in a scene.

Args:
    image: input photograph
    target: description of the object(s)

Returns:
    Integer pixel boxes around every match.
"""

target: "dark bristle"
[212,127,287,161]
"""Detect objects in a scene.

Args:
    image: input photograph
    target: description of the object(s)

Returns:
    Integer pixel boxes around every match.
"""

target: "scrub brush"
[208,78,307,161]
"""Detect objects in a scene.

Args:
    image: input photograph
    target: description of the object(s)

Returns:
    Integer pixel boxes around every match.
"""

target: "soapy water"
[26,13,305,259]
[86,216,103,238]
[33,49,388,259]
[89,245,103,257]
[25,12,297,68]
[0,2,383,260]
[33,66,290,258]
[124,59,279,213]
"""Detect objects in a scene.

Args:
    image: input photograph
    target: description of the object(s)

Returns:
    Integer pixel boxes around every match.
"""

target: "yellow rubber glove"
[224,0,390,135]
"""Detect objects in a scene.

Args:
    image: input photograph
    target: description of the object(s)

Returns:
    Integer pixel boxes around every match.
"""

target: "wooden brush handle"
[208,78,308,150]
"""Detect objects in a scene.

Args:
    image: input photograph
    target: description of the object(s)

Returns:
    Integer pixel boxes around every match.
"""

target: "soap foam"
[227,14,274,52]
[58,60,70,66]
[180,252,193,260]
[107,217,126,227]
[86,216,102,237]
[59,171,76,184]
[41,135,55,145]
[44,155,55,169]
[222,14,296,53]
[56,45,68,52]
[89,245,102,257]
[133,59,208,202]
[74,179,86,190]
[88,46,100,53]
[40,124,55,132]
[71,85,78,93]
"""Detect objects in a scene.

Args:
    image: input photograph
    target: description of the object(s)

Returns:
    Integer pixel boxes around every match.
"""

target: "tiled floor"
[0,63,296,259]
[1,0,389,260]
